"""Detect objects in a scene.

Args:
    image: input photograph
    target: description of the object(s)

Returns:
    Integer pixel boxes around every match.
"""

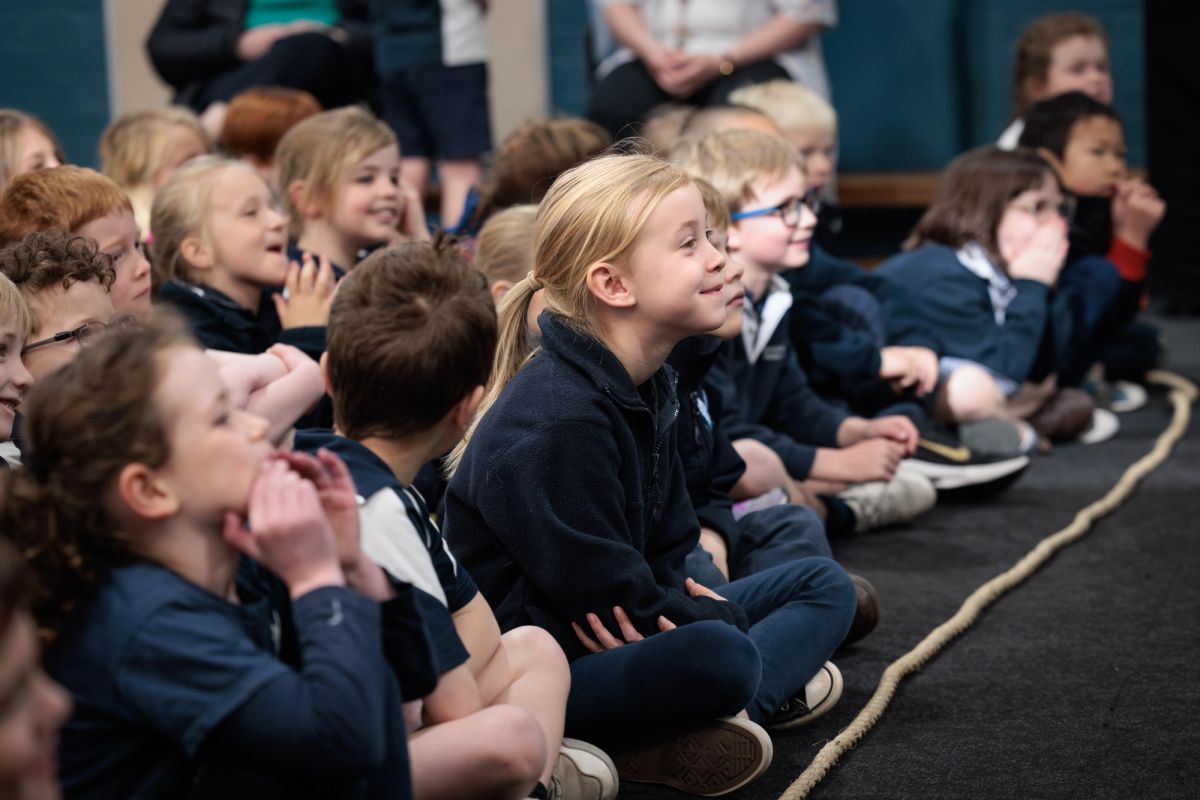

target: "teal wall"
[546,0,1146,171]
[0,0,110,168]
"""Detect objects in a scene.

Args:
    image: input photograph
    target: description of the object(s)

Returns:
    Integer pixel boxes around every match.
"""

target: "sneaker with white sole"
[612,717,773,796]
[907,421,1032,496]
[1077,407,1120,445]
[550,738,618,800]
[768,661,844,730]
[838,465,936,532]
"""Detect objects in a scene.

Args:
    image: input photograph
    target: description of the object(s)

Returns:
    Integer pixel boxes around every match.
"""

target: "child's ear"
[116,463,179,521]
[490,280,513,306]
[318,352,335,398]
[453,385,486,433]
[585,261,636,309]
[287,179,321,219]
[1036,147,1066,175]
[180,235,213,272]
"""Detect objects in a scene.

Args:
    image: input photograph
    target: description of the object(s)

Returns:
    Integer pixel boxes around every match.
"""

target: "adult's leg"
[565,620,760,748]
[415,63,492,227]
[698,60,792,106]
[719,559,856,724]
[587,60,672,139]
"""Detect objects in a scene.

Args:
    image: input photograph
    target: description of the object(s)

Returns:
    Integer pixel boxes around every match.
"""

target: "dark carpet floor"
[620,313,1200,800]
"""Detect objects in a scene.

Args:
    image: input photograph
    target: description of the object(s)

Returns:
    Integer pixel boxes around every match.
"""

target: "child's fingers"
[284,260,301,297]
[282,450,329,488]
[271,291,288,321]
[316,448,356,493]
[612,606,643,643]
[299,254,317,293]
[315,255,335,296]
[657,615,677,633]
[222,511,262,560]
[571,622,604,654]
[586,612,622,649]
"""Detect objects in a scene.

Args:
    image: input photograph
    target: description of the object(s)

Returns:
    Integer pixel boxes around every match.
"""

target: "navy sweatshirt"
[704,278,848,480]
[667,336,745,550]
[785,243,942,382]
[877,244,1051,384]
[443,313,749,662]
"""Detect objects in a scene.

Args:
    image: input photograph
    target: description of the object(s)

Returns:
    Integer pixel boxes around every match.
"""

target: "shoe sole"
[768,663,844,731]
[904,454,1030,491]
[559,738,619,800]
[614,717,773,797]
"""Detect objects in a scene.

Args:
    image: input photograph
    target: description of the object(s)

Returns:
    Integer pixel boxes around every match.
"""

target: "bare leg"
[409,705,547,800]
[438,158,483,229]
[934,365,1007,423]
[402,156,432,198]
[731,438,790,499]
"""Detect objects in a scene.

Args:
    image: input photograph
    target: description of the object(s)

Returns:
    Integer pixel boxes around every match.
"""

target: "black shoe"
[767,662,843,731]
[906,422,1029,499]
[841,573,879,647]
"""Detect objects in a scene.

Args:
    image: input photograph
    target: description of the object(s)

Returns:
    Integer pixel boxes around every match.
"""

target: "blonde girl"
[0,110,64,191]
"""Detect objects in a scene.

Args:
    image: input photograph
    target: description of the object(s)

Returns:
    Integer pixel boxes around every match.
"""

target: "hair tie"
[526,271,542,290]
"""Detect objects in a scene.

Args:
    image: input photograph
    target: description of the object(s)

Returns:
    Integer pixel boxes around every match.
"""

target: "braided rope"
[778,370,1198,800]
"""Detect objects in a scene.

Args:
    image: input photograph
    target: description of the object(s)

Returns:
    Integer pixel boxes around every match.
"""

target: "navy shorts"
[380,62,492,160]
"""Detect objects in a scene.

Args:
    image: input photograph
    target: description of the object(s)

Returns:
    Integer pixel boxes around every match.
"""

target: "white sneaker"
[839,464,936,532]
[1110,381,1148,413]
[1078,408,1120,445]
[551,738,619,800]
[768,661,844,730]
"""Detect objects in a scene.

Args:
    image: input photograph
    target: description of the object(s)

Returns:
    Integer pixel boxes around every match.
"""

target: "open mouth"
[264,242,285,254]
[0,397,18,415]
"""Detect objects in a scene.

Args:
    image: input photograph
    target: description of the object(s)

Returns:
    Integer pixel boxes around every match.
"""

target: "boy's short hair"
[476,205,538,288]
[1018,91,1122,159]
[275,106,397,237]
[99,107,211,190]
[327,235,497,441]
[0,272,32,340]
[728,80,837,136]
[0,109,66,190]
[0,166,133,247]
[670,129,804,213]
[219,86,323,165]
[678,104,780,140]
[640,103,695,157]
[1012,12,1108,114]
[0,228,116,328]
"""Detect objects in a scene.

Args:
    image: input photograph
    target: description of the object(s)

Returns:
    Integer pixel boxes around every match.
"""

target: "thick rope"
[778,370,1198,800]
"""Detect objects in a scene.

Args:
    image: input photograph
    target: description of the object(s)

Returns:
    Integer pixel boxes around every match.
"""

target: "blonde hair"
[670,129,804,213]
[0,110,65,191]
[729,80,837,136]
[641,104,695,157]
[1012,13,1108,115]
[694,177,731,232]
[448,153,694,473]
[99,107,211,190]
[0,272,32,340]
[150,155,260,286]
[476,204,538,288]
[274,106,397,237]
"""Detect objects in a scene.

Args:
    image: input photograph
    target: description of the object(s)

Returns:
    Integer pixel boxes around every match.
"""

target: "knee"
[733,438,788,497]
[502,625,569,680]
[666,621,761,709]
[471,705,549,788]
[941,365,1005,422]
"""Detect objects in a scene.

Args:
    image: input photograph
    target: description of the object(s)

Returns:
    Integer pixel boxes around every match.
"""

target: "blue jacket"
[785,244,941,383]
[705,278,848,480]
[443,313,749,662]
[877,244,1051,384]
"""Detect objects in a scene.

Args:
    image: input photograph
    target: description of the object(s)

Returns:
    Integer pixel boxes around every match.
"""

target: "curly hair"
[0,228,115,329]
[0,312,191,641]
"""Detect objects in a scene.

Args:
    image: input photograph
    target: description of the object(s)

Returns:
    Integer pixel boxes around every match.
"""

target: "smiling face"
[331,145,402,251]
[707,227,746,340]
[203,166,290,305]
[1053,115,1127,197]
[150,347,272,525]
[0,612,71,800]
[0,317,32,441]
[728,166,817,281]
[74,207,152,318]
[22,280,116,385]
[622,183,728,338]
[1033,35,1113,106]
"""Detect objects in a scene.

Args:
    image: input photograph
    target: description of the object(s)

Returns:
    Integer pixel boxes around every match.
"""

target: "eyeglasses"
[730,188,823,226]
[1009,195,1077,225]
[21,316,137,355]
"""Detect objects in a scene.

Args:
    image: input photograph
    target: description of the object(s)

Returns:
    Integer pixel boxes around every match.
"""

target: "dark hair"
[908,146,1058,267]
[0,537,30,634]
[0,313,192,640]
[327,235,497,441]
[0,228,116,329]
[469,117,611,229]
[1018,91,1122,158]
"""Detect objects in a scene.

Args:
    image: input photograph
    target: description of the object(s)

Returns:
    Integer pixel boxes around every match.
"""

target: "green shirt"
[244,0,339,29]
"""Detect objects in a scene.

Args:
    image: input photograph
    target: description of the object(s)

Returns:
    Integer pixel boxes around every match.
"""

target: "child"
[878,146,1106,444]
[276,107,428,273]
[99,107,213,236]
[218,86,322,185]
[444,153,857,796]
[999,12,1113,149]
[477,205,537,306]
[0,166,153,317]
[0,536,73,798]
[1019,92,1165,398]
[299,239,618,800]
[1,314,430,798]
[671,128,936,532]
[0,274,34,467]
[456,118,612,239]
[154,155,335,360]
[0,109,64,191]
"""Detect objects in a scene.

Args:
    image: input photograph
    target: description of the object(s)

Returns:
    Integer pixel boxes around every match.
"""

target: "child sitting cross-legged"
[444,153,857,796]
[295,239,619,800]
[1,313,436,798]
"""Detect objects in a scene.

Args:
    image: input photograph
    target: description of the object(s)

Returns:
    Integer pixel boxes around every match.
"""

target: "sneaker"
[612,717,773,796]
[907,424,1030,496]
[1077,407,1120,445]
[767,662,844,731]
[838,465,936,532]
[551,738,618,800]
[1085,377,1148,413]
